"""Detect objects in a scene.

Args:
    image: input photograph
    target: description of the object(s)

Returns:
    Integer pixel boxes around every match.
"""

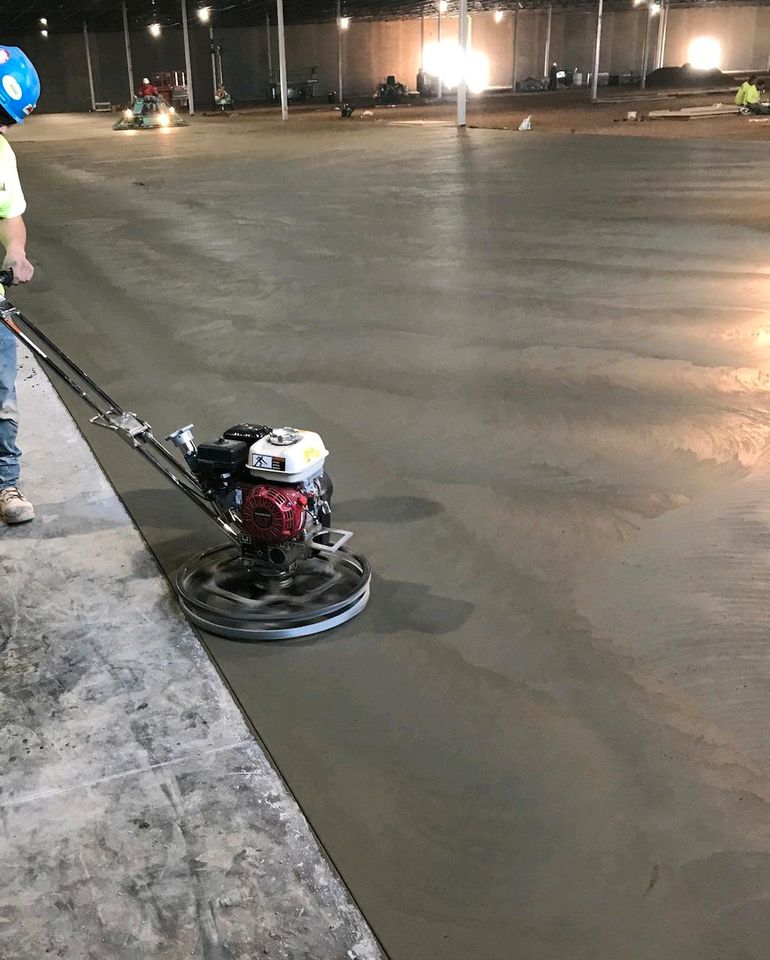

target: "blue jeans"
[0,320,20,490]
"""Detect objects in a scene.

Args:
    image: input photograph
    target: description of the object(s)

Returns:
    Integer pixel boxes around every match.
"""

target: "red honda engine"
[240,483,307,543]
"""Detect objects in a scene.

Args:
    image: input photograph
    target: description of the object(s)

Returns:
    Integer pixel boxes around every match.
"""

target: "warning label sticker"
[251,453,286,471]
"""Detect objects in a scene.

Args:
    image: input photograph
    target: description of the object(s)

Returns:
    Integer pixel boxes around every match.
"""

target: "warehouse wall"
[2,25,272,112]
[664,5,770,70]
[3,5,762,114]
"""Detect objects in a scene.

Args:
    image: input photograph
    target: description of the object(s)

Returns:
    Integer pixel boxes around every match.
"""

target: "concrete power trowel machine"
[0,273,371,641]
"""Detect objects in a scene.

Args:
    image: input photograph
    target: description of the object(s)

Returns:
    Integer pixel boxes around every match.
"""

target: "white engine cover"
[247,428,328,483]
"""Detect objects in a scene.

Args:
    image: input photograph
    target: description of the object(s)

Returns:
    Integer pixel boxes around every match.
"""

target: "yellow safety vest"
[0,135,25,221]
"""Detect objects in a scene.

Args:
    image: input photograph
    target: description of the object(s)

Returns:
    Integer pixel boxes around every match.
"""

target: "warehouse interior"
[2,2,770,960]
[7,0,770,111]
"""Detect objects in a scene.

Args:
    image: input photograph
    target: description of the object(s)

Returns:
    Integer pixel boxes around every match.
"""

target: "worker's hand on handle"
[2,253,33,283]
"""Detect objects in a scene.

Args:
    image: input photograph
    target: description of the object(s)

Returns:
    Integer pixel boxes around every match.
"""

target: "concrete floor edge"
[0,349,384,960]
[44,364,390,960]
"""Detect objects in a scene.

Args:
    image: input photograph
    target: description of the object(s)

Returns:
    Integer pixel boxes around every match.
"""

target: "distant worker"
[548,62,559,91]
[138,77,163,115]
[735,75,761,110]
[214,84,234,111]
[138,77,158,98]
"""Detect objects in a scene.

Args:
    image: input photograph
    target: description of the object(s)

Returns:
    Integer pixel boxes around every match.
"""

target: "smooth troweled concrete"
[0,350,381,960]
[9,113,770,959]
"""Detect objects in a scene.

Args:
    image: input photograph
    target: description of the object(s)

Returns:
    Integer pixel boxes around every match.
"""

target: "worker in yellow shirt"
[736,75,763,111]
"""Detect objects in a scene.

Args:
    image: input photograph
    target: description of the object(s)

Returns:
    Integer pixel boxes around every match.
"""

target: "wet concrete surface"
[11,113,770,959]
[0,351,381,960]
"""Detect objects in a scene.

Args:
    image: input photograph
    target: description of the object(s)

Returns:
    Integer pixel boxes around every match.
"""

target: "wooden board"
[648,104,739,120]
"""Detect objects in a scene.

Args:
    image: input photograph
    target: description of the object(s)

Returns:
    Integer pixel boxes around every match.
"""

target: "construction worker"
[548,62,559,91]
[0,46,39,525]
[138,77,158,98]
[137,77,162,115]
[215,83,233,110]
[735,75,761,109]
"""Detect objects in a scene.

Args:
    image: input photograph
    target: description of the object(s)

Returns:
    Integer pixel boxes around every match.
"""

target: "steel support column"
[590,0,604,103]
[276,0,288,119]
[181,0,195,114]
[121,2,134,101]
[83,21,96,111]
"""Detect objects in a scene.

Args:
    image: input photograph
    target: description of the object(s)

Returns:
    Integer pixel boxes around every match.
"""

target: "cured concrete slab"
[9,113,770,959]
[0,351,381,960]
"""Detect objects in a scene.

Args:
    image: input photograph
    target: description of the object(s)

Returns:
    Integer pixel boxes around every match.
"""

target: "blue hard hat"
[0,47,40,124]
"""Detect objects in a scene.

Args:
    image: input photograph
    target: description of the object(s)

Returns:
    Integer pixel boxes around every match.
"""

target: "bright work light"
[687,37,721,70]
[424,41,490,93]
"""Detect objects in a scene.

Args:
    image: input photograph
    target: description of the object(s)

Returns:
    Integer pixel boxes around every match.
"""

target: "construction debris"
[645,64,732,89]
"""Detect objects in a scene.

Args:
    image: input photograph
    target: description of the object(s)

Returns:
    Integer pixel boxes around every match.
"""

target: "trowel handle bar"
[0,267,240,540]
[0,269,123,414]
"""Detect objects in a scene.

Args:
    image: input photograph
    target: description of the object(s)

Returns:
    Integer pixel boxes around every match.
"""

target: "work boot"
[0,486,35,524]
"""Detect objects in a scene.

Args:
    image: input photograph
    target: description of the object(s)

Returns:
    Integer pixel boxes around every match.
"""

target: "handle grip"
[0,268,14,290]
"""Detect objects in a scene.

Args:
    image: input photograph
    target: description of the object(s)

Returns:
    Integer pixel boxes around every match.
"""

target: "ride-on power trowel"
[0,274,370,641]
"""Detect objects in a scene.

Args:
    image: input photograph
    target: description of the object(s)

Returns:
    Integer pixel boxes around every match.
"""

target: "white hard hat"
[143,77,150,83]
